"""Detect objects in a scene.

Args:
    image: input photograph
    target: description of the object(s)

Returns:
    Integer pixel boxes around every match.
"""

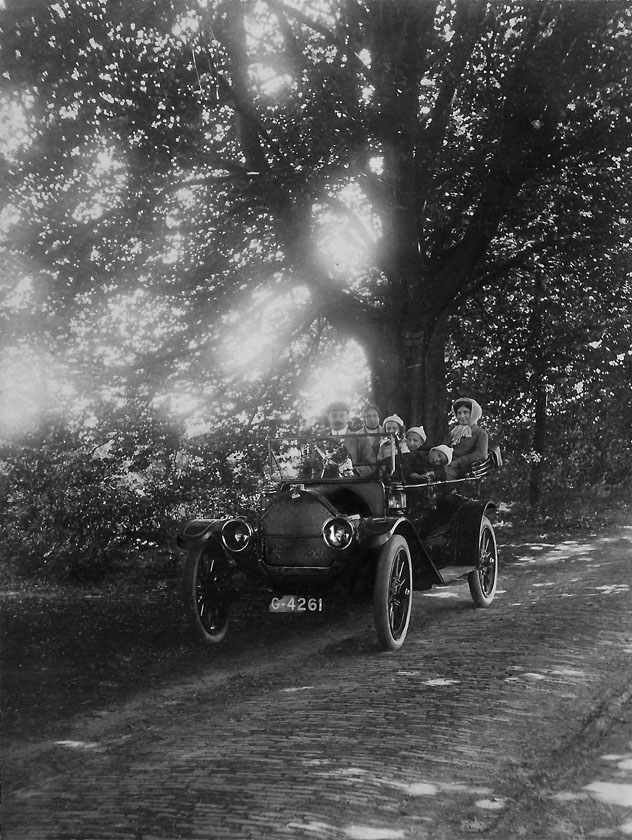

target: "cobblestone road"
[5,524,632,840]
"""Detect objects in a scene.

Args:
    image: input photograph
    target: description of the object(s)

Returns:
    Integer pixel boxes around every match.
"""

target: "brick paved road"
[4,524,632,840]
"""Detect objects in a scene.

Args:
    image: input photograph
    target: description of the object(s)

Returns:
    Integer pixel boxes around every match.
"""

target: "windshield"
[265,434,393,481]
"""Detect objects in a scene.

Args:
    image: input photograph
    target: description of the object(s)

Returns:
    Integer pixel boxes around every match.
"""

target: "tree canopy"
[1,0,631,554]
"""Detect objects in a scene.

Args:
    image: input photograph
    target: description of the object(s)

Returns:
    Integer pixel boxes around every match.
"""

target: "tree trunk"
[528,271,547,507]
[419,320,448,444]
[369,314,447,445]
[529,379,547,507]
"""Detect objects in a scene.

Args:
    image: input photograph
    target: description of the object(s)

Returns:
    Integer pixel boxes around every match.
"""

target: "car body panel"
[177,435,502,643]
[176,518,224,551]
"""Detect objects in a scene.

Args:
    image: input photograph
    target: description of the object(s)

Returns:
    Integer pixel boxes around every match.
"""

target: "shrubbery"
[1,402,630,584]
[0,410,264,583]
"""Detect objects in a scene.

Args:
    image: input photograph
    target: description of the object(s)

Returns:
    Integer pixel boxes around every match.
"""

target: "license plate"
[269,595,323,613]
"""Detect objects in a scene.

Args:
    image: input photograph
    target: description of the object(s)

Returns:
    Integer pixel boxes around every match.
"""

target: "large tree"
[1,0,631,440]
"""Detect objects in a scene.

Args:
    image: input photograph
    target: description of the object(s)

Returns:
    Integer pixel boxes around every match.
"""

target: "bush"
[1,404,628,583]
[0,412,265,583]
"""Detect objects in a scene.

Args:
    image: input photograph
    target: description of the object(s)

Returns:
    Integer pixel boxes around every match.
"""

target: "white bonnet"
[452,398,482,426]
[430,444,453,465]
[406,426,427,443]
[383,414,405,430]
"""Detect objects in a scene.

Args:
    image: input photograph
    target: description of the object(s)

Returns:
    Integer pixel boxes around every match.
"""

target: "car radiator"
[260,494,334,568]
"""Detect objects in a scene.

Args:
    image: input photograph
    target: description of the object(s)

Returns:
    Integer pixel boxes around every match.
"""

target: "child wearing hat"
[400,426,428,482]
[423,445,453,482]
[403,435,453,484]
[376,415,409,476]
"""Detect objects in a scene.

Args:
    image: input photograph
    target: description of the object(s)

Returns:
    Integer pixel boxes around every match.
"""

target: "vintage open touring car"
[176,434,502,651]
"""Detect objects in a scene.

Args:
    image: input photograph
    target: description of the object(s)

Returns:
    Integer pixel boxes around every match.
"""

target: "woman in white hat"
[444,398,488,478]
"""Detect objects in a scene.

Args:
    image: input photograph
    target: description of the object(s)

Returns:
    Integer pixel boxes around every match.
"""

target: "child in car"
[400,426,428,482]
[424,445,453,482]
[376,414,409,476]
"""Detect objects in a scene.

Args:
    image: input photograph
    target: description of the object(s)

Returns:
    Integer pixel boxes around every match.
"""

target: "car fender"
[356,516,407,549]
[453,500,496,564]
[357,517,428,559]
[357,516,440,585]
[176,518,225,551]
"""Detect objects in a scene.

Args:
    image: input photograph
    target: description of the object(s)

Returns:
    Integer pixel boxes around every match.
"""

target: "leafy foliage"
[0,406,268,581]
[0,1,631,578]
[2,1,630,419]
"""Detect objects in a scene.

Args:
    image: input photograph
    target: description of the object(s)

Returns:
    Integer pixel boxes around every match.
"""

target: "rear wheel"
[373,535,413,651]
[468,515,498,607]
[182,544,232,644]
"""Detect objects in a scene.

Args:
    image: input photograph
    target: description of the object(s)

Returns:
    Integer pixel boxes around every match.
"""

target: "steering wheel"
[314,444,347,479]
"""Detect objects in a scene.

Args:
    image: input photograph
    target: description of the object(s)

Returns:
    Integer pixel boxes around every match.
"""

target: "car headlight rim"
[221,518,254,552]
[322,516,355,550]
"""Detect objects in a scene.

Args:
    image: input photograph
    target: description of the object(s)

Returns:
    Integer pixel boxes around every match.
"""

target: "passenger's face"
[363,409,380,429]
[456,406,471,425]
[406,432,423,450]
[429,450,448,465]
[329,410,348,431]
[384,422,399,436]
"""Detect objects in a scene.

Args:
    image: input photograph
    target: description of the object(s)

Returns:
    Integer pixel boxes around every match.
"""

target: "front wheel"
[468,515,498,607]
[373,535,413,651]
[182,544,233,644]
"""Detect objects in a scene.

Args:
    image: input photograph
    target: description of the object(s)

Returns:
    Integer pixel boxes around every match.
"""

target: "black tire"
[373,535,413,651]
[182,544,232,644]
[468,515,498,607]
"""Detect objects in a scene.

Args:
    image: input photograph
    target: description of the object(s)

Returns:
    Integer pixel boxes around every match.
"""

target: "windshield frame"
[265,433,394,483]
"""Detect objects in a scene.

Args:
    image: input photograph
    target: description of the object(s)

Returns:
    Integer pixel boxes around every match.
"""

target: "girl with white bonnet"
[444,397,488,479]
[400,425,427,482]
[376,414,409,474]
